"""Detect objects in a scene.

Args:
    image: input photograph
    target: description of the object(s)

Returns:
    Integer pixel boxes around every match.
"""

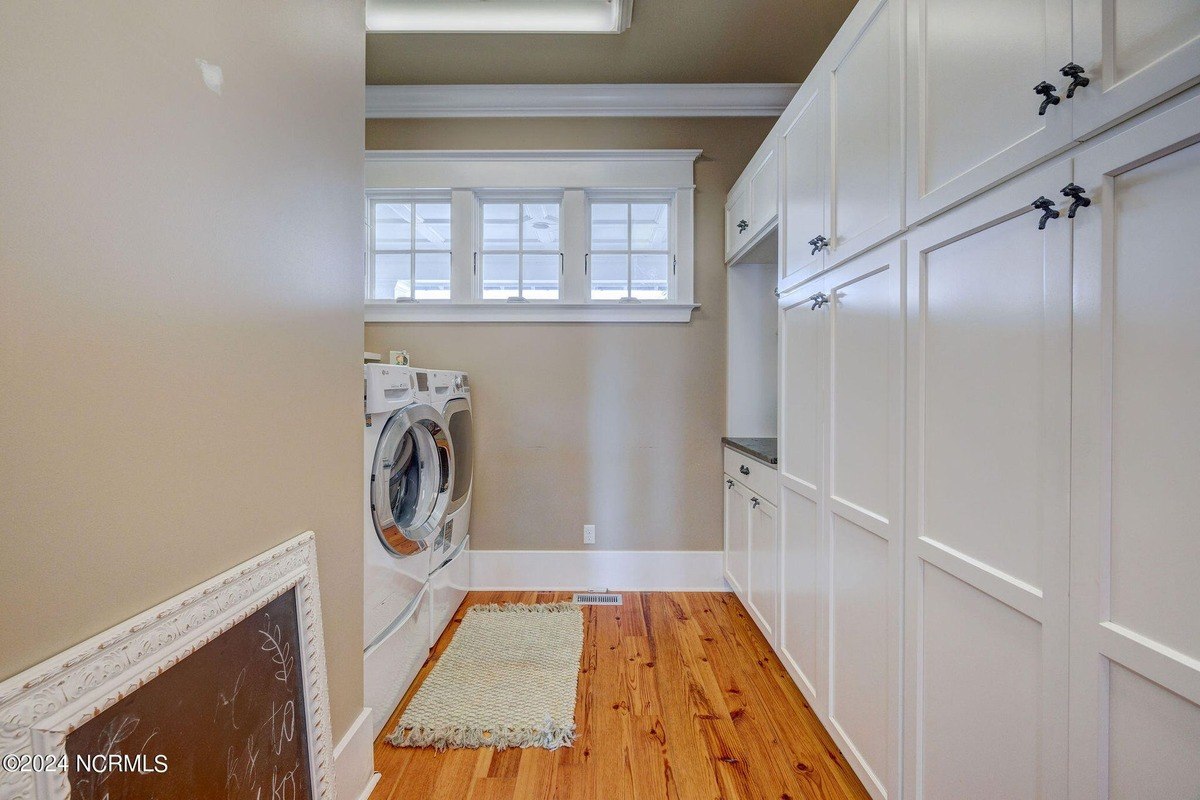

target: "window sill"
[364,301,699,323]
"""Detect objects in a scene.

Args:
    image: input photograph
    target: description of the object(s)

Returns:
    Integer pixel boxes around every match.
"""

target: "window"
[479,199,561,300]
[368,198,452,300]
[589,200,671,300]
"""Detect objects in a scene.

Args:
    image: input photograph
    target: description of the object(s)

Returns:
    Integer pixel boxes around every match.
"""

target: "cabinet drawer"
[724,447,778,506]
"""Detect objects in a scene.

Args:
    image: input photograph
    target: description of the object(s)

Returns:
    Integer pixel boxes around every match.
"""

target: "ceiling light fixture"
[367,0,634,34]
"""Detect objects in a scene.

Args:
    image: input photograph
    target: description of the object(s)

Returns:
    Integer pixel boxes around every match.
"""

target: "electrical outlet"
[583,524,596,545]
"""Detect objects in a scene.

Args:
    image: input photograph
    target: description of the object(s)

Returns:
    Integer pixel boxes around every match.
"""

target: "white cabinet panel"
[723,475,750,599]
[781,86,829,286]
[917,564,1043,800]
[824,241,904,800]
[827,0,904,267]
[725,185,751,261]
[1072,0,1200,138]
[906,0,1073,222]
[750,147,778,234]
[779,277,825,493]
[905,162,1071,800]
[747,496,779,644]
[1069,95,1200,800]
[779,485,823,706]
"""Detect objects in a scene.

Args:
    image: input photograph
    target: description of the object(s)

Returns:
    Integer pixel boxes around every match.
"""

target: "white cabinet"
[780,240,905,800]
[904,161,1072,800]
[826,0,905,266]
[747,494,779,644]
[1072,0,1200,138]
[726,144,778,263]
[780,83,829,285]
[905,0,1074,224]
[1069,95,1200,800]
[723,474,750,598]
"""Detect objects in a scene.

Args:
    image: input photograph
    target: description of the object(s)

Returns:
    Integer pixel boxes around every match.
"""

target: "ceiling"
[366,0,857,85]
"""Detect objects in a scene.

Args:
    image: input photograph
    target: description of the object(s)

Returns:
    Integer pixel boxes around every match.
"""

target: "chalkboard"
[64,588,314,800]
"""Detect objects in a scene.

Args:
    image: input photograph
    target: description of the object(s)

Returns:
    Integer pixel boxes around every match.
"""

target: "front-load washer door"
[371,403,453,556]
[443,396,473,518]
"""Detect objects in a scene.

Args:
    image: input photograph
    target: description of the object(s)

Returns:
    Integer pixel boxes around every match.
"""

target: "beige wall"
[365,117,774,552]
[0,3,366,740]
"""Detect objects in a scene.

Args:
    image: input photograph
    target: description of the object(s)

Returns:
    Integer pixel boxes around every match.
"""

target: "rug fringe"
[387,720,577,752]
[467,601,580,614]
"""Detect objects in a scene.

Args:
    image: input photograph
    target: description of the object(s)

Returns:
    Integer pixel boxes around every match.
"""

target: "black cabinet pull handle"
[751,497,760,508]
[807,292,830,310]
[1060,183,1091,218]
[1032,196,1061,229]
[726,478,735,488]
[737,219,749,233]
[808,235,829,255]
[1034,81,1061,115]
[739,465,751,476]
[1060,63,1090,99]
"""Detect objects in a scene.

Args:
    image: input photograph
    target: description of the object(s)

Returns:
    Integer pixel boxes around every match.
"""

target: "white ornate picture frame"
[0,532,334,800]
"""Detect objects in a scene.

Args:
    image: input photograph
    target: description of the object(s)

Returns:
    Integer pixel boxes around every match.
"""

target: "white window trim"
[585,189,677,304]
[474,191,565,303]
[365,190,453,304]
[364,150,700,323]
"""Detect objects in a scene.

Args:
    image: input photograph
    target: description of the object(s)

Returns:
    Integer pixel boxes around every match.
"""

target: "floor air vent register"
[572,593,622,605]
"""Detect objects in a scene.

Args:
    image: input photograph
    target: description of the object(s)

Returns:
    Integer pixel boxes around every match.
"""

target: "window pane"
[481,253,519,299]
[482,203,520,250]
[631,253,669,300]
[590,253,628,300]
[523,253,560,300]
[414,202,451,251]
[591,203,628,250]
[522,203,560,251]
[414,251,451,299]
[632,203,669,250]
[373,253,411,300]
[374,202,411,249]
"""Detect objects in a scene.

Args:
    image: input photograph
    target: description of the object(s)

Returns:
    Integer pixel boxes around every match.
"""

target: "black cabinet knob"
[1060,63,1090,99]
[1034,81,1061,115]
[1032,196,1061,230]
[739,465,751,476]
[1060,183,1092,218]
[808,235,829,255]
[737,219,749,233]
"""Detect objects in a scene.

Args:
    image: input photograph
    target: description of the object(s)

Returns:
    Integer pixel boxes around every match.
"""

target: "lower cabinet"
[723,475,751,598]
[723,459,780,648]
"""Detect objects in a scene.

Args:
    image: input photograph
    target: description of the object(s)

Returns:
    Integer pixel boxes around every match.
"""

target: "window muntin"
[589,201,671,300]
[369,199,452,300]
[479,201,562,300]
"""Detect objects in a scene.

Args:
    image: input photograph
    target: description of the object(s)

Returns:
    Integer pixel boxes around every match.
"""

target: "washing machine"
[362,363,453,737]
[426,370,473,649]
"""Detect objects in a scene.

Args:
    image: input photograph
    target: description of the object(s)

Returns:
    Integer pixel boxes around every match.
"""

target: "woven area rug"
[387,602,584,751]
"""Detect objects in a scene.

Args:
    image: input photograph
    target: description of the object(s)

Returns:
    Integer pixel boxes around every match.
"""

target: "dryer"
[426,370,473,649]
[362,363,452,737]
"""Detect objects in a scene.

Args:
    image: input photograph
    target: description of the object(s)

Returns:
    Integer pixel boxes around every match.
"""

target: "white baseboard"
[333,707,379,800]
[470,550,725,591]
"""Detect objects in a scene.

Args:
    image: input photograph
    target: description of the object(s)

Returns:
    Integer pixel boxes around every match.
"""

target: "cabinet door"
[723,475,751,599]
[780,85,829,287]
[779,275,829,711]
[1072,0,1200,139]
[725,185,751,261]
[749,147,778,238]
[747,496,779,645]
[823,241,904,800]
[906,0,1073,223]
[904,161,1072,800]
[827,0,904,267]
[1069,96,1200,800]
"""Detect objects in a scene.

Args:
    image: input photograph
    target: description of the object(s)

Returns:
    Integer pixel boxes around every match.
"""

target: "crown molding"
[365,83,800,119]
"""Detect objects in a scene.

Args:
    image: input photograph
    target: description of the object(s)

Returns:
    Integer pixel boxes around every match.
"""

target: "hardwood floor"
[370,592,871,800]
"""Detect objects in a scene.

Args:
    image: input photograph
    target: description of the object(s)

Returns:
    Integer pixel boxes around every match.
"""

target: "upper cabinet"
[905,0,1074,224]
[1072,0,1200,138]
[725,143,778,263]
[780,84,829,283]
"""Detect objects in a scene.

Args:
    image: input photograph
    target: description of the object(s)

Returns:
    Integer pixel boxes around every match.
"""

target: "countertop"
[722,437,778,467]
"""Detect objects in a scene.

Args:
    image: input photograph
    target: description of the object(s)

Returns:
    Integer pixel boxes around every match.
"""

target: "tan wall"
[365,117,774,552]
[0,3,366,740]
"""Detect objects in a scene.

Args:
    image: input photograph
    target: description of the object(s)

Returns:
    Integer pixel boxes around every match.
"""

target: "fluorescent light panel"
[367,0,633,33]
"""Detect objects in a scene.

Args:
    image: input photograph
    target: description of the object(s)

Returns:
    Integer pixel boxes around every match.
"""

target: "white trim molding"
[470,550,726,591]
[365,301,698,323]
[333,708,380,800]
[0,532,335,800]
[366,83,800,118]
